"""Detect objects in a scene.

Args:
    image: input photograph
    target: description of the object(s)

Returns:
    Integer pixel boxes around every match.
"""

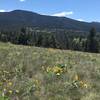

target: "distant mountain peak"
[0,9,100,31]
[10,9,39,15]
[11,9,32,12]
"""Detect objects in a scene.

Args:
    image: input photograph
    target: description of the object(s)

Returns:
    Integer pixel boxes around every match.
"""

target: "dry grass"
[0,42,100,100]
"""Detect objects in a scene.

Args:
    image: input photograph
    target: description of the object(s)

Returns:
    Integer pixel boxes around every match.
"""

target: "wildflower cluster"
[72,74,88,89]
[43,64,67,76]
[0,70,19,98]
[33,78,41,89]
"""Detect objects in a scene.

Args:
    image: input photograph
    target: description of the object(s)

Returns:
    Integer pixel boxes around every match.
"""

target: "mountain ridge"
[0,10,100,31]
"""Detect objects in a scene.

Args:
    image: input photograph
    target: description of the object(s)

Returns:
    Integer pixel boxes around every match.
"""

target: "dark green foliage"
[0,27,100,53]
[86,28,99,53]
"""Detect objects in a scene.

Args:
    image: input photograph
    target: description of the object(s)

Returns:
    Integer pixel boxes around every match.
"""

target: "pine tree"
[86,27,99,53]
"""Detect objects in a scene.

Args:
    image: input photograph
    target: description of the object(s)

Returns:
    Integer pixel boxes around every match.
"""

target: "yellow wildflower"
[46,67,52,72]
[79,80,88,88]
[9,90,13,94]
[83,83,88,88]
[80,81,84,86]
[53,66,63,74]
[8,82,12,86]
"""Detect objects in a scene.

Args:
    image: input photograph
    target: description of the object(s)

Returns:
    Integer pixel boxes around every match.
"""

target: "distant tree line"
[0,27,100,53]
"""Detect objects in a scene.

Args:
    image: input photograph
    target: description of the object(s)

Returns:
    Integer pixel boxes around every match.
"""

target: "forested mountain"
[0,10,100,53]
[0,10,100,31]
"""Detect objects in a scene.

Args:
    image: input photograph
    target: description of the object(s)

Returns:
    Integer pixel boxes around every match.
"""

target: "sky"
[0,0,100,22]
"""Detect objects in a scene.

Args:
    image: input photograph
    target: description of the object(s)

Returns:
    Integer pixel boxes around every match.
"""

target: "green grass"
[0,42,100,100]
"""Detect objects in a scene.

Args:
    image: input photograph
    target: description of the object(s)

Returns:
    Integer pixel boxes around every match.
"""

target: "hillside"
[0,42,100,100]
[0,10,100,31]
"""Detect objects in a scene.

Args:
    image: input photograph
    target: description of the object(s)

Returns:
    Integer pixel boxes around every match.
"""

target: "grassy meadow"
[0,42,100,100]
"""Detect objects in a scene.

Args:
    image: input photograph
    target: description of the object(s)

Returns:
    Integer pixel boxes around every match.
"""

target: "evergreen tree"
[18,28,28,45]
[86,27,99,53]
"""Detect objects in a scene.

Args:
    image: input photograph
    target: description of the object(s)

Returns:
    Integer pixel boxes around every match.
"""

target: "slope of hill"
[0,42,100,100]
[0,10,100,31]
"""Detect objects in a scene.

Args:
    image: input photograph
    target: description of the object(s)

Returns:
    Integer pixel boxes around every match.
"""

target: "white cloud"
[77,19,85,22]
[0,9,12,12]
[19,0,25,2]
[52,11,73,17]
[0,9,6,12]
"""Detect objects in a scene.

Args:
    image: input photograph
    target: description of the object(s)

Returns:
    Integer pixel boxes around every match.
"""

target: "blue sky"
[0,0,100,22]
